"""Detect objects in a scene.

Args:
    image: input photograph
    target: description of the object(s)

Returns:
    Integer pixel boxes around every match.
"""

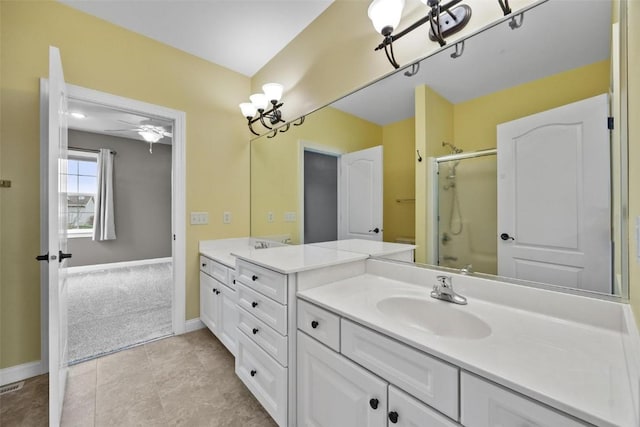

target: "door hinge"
[608,116,614,130]
[173,234,176,241]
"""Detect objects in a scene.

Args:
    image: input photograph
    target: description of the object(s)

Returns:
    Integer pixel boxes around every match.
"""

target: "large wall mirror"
[250,0,628,299]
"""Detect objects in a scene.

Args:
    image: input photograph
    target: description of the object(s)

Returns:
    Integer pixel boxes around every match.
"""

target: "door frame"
[39,83,186,373]
[297,140,343,244]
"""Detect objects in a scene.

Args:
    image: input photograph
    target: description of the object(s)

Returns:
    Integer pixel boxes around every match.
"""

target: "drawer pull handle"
[233,279,236,284]
[388,411,399,424]
[250,369,257,377]
[251,301,259,308]
[369,398,379,410]
[212,288,217,293]
[202,263,206,267]
[252,328,259,335]
[311,320,319,329]
[216,290,221,295]
[252,275,258,281]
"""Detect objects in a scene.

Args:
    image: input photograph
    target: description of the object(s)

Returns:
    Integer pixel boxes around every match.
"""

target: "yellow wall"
[453,60,611,152]
[628,0,640,322]
[382,117,415,243]
[0,2,250,368]
[251,107,382,243]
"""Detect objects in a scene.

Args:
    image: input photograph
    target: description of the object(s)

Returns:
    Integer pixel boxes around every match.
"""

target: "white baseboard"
[68,257,172,274]
[184,318,205,333]
[0,361,43,386]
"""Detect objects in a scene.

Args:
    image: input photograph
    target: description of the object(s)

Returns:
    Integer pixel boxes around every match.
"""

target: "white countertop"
[309,239,415,257]
[199,238,252,268]
[232,244,368,274]
[298,274,637,427]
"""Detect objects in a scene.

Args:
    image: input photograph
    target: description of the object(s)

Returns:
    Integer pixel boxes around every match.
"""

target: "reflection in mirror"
[250,0,627,298]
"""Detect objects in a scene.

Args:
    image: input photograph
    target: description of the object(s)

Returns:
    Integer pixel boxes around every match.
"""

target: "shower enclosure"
[431,149,497,274]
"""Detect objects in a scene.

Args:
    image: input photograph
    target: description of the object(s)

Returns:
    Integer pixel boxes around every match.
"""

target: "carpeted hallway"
[67,261,173,363]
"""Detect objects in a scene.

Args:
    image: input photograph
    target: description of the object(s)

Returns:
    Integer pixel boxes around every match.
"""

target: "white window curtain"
[93,148,116,241]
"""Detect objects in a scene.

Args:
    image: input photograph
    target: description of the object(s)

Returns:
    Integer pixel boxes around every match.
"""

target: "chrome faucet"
[431,275,467,305]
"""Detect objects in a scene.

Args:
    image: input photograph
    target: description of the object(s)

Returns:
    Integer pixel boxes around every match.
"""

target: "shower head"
[442,141,463,154]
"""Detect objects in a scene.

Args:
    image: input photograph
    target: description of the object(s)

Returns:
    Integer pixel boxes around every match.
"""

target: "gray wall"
[304,151,338,243]
[67,130,172,266]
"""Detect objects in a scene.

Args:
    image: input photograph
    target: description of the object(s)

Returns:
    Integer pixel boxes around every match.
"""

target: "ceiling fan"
[105,120,173,153]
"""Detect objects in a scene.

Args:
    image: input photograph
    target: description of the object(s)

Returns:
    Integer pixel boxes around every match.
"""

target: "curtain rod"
[68,146,116,155]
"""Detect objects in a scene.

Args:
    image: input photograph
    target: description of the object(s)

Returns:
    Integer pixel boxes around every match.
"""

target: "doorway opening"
[39,83,186,370]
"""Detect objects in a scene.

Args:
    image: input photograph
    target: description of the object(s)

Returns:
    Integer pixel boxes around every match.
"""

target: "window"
[66,150,98,236]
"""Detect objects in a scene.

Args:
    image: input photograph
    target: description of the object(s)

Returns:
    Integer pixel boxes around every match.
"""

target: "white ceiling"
[331,0,611,125]
[67,99,174,144]
[58,0,334,77]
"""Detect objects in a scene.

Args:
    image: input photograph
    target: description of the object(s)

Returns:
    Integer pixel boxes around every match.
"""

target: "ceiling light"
[239,83,305,139]
[138,130,162,143]
[70,112,86,119]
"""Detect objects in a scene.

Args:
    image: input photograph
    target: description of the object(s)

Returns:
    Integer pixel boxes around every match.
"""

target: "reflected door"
[339,146,383,241]
[497,94,611,293]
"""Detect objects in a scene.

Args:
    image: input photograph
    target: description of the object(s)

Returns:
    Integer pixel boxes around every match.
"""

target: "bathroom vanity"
[295,259,639,427]
[199,237,638,427]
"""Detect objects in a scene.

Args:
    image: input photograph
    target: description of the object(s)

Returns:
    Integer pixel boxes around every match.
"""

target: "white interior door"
[497,94,611,293]
[339,146,383,241]
[47,46,70,426]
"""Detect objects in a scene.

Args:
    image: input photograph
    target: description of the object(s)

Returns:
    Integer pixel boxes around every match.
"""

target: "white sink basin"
[376,296,492,339]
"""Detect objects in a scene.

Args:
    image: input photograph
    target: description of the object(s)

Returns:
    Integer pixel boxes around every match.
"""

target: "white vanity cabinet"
[297,302,460,427]
[234,259,290,427]
[199,256,238,356]
[297,297,594,427]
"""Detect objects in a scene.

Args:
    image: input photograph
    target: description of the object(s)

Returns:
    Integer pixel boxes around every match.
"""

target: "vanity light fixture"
[240,83,286,136]
[369,0,513,69]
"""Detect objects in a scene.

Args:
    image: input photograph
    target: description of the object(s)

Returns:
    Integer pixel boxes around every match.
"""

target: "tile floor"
[0,329,277,426]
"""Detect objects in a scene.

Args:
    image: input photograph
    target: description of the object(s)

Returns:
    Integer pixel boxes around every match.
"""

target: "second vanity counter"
[297,260,638,427]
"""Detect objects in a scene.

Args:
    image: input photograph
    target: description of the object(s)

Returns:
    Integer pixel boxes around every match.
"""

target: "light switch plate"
[267,212,274,223]
[284,212,297,222]
[190,212,209,225]
[223,211,232,224]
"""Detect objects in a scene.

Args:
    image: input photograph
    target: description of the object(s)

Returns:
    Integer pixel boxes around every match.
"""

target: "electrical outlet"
[267,212,274,223]
[223,211,232,224]
[284,212,297,222]
[190,212,209,225]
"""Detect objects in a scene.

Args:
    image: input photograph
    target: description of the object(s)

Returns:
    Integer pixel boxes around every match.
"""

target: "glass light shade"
[239,102,257,118]
[262,83,283,103]
[250,93,268,111]
[138,130,162,143]
[368,0,405,35]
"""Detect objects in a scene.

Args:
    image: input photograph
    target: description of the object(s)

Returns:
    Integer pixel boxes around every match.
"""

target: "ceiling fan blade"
[104,128,143,132]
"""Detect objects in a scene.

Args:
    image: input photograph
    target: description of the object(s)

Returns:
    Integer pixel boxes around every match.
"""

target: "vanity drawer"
[208,258,229,285]
[236,331,287,426]
[237,283,288,335]
[460,372,587,427]
[297,299,340,352]
[341,319,459,420]
[238,307,288,367]
[199,256,211,274]
[236,260,287,304]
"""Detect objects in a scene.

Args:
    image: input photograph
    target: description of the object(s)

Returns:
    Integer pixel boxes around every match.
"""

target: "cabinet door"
[388,386,458,427]
[199,272,219,333]
[297,331,387,427]
[218,284,238,356]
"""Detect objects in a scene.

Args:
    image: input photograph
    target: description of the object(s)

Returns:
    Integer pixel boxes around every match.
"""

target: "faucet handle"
[437,275,451,287]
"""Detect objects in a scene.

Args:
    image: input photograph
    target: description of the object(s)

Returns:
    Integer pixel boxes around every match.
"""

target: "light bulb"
[368,0,405,36]
[250,93,268,111]
[262,83,283,103]
[239,102,257,118]
[138,130,161,143]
